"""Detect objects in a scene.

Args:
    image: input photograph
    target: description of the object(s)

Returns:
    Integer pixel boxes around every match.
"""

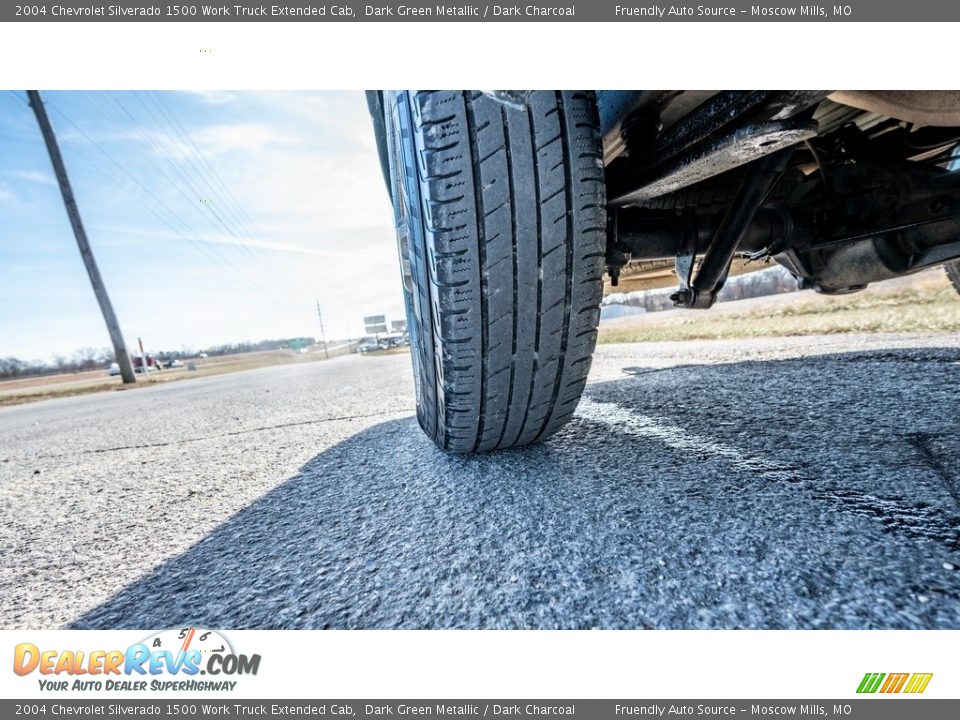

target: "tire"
[947,261,960,295]
[384,91,606,453]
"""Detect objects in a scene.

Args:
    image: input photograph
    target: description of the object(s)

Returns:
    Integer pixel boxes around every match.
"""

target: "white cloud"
[182,90,237,106]
[122,123,294,161]
[7,170,55,186]
[193,123,294,156]
[103,223,386,263]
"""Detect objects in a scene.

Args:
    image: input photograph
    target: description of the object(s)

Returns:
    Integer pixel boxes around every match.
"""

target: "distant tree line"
[604,265,799,313]
[169,337,317,358]
[0,347,114,380]
[0,337,319,380]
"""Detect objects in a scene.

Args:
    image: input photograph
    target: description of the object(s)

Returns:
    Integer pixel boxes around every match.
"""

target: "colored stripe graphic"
[880,673,909,693]
[904,673,934,694]
[857,672,933,694]
[857,673,885,693]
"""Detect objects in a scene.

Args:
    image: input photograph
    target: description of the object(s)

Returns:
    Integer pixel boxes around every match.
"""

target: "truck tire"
[947,261,960,295]
[384,91,606,452]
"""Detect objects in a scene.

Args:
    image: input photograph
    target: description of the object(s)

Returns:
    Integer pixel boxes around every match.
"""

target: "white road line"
[577,398,960,551]
[576,398,801,483]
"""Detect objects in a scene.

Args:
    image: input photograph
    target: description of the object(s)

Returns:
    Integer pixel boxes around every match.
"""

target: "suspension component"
[605,161,960,298]
[674,150,794,308]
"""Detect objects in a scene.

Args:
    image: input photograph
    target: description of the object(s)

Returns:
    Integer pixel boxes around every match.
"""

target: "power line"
[116,91,310,297]
[101,92,266,267]
[124,92,268,257]
[9,91,345,319]
[143,91,265,242]
[58,96,270,297]
[139,91,316,295]
[49,92,274,298]
[6,89,29,107]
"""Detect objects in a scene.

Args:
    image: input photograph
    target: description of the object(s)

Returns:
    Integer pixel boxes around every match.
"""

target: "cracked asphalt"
[2,333,959,629]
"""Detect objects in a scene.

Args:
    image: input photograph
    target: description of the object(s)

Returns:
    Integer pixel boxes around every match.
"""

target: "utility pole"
[28,90,136,385]
[316,299,329,359]
[138,337,149,379]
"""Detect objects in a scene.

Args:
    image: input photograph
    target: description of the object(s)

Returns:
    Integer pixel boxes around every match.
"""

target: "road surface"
[1,334,959,629]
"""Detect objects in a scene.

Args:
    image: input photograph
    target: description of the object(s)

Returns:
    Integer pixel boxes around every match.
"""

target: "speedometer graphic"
[141,627,234,659]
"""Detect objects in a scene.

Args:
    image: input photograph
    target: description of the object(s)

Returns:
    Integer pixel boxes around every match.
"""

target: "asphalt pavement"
[1,334,959,629]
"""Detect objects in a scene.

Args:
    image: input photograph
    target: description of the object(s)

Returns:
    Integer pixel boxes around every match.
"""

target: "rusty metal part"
[610,118,817,205]
[642,90,773,166]
[638,91,825,166]
[607,91,827,205]
[604,259,675,293]
[604,210,630,287]
[602,258,768,295]
[830,91,960,127]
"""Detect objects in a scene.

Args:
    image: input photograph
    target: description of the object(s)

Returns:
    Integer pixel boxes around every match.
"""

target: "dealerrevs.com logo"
[857,672,933,694]
[13,627,260,692]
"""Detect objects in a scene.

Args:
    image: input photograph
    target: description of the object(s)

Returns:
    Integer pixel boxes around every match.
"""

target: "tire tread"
[403,90,604,452]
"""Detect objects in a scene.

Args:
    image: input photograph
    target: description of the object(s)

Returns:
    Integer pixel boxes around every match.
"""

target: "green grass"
[599,277,960,344]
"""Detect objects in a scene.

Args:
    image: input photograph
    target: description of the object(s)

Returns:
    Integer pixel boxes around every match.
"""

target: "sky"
[0,90,403,361]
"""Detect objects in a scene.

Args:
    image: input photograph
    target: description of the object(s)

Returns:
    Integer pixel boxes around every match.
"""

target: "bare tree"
[72,347,102,371]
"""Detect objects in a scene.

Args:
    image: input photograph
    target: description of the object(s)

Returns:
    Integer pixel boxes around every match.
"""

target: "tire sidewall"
[384,91,437,441]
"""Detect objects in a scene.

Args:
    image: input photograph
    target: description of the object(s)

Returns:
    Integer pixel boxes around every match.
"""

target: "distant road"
[1,334,959,629]
[0,343,358,406]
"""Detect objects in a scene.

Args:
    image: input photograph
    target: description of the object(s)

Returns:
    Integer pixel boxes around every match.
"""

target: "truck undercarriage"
[599,90,960,307]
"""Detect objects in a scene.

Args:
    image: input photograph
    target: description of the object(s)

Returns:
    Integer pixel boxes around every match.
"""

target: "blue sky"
[0,91,402,361]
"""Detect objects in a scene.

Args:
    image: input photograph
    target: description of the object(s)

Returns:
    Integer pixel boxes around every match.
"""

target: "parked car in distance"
[356,337,380,354]
[382,333,410,349]
[132,355,161,373]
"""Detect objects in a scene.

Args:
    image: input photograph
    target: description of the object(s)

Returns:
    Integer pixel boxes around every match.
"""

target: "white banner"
[2,630,957,700]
